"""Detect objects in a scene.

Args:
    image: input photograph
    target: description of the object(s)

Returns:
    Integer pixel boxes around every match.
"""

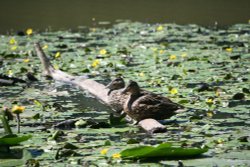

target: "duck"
[121,80,184,121]
[105,77,129,112]
[106,77,125,95]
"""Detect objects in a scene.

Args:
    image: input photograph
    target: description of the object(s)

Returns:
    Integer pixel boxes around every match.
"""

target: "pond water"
[0,0,250,34]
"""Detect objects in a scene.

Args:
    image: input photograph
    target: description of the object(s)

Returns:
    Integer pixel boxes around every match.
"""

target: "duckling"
[105,77,129,112]
[121,80,184,121]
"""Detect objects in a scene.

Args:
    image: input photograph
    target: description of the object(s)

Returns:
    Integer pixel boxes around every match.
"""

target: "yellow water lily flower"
[138,72,145,77]
[91,59,100,68]
[159,50,165,54]
[206,98,214,106]
[156,25,164,31]
[206,98,213,103]
[112,153,121,159]
[9,38,16,45]
[100,148,108,155]
[181,53,187,58]
[206,111,213,117]
[215,138,224,144]
[12,105,25,114]
[169,55,177,60]
[225,48,233,52]
[170,88,178,95]
[11,46,18,51]
[42,44,48,50]
[26,28,33,35]
[23,59,30,63]
[55,52,61,58]
[7,70,13,77]
[215,90,220,97]
[99,49,107,55]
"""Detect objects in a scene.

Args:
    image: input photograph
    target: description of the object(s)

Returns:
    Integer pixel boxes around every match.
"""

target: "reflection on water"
[0,0,249,34]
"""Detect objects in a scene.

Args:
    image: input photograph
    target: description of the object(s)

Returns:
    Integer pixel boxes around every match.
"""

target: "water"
[0,0,249,34]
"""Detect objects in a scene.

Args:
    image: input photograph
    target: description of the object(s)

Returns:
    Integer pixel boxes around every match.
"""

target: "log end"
[138,118,166,133]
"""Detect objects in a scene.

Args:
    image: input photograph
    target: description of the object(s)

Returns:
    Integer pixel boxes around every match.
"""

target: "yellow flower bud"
[156,25,164,31]
[55,52,61,58]
[12,105,25,114]
[206,111,213,117]
[99,49,107,55]
[91,59,100,68]
[11,46,18,51]
[112,153,121,159]
[170,88,178,95]
[100,148,108,155]
[206,98,214,106]
[159,50,164,54]
[169,55,177,60]
[225,48,233,52]
[9,38,16,45]
[26,28,33,35]
[42,45,48,50]
[23,59,30,63]
[7,70,13,77]
[138,72,145,77]
[181,53,187,58]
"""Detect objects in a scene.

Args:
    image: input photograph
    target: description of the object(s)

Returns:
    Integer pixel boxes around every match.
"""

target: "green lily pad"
[0,134,32,146]
[120,143,208,159]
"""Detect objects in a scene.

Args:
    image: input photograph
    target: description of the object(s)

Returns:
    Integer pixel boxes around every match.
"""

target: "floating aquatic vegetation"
[0,21,249,166]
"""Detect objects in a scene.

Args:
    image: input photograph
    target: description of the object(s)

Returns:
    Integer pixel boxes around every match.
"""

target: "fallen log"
[139,119,166,133]
[35,43,109,103]
[34,43,166,133]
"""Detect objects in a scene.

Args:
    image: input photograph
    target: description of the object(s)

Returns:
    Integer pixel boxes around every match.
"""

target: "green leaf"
[120,142,208,159]
[0,135,32,146]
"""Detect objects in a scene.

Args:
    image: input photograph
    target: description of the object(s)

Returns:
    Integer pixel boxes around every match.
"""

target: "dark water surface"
[0,0,249,34]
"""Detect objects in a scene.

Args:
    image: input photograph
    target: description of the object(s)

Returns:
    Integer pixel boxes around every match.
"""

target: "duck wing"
[136,93,173,105]
[134,93,184,112]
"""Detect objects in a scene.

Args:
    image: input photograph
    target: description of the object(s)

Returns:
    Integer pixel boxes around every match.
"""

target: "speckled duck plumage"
[105,77,129,112]
[122,80,184,121]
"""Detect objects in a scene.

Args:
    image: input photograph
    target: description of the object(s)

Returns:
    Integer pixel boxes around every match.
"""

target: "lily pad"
[120,143,208,159]
[0,134,32,146]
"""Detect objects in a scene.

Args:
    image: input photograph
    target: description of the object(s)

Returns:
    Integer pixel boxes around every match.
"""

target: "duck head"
[106,77,125,90]
[121,80,140,95]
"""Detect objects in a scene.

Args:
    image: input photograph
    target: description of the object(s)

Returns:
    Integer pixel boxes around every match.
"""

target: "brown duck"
[105,77,129,112]
[121,80,184,121]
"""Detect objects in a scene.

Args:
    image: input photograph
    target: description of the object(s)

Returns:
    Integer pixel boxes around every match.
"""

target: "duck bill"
[105,82,112,89]
[105,84,110,89]
[121,87,129,94]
